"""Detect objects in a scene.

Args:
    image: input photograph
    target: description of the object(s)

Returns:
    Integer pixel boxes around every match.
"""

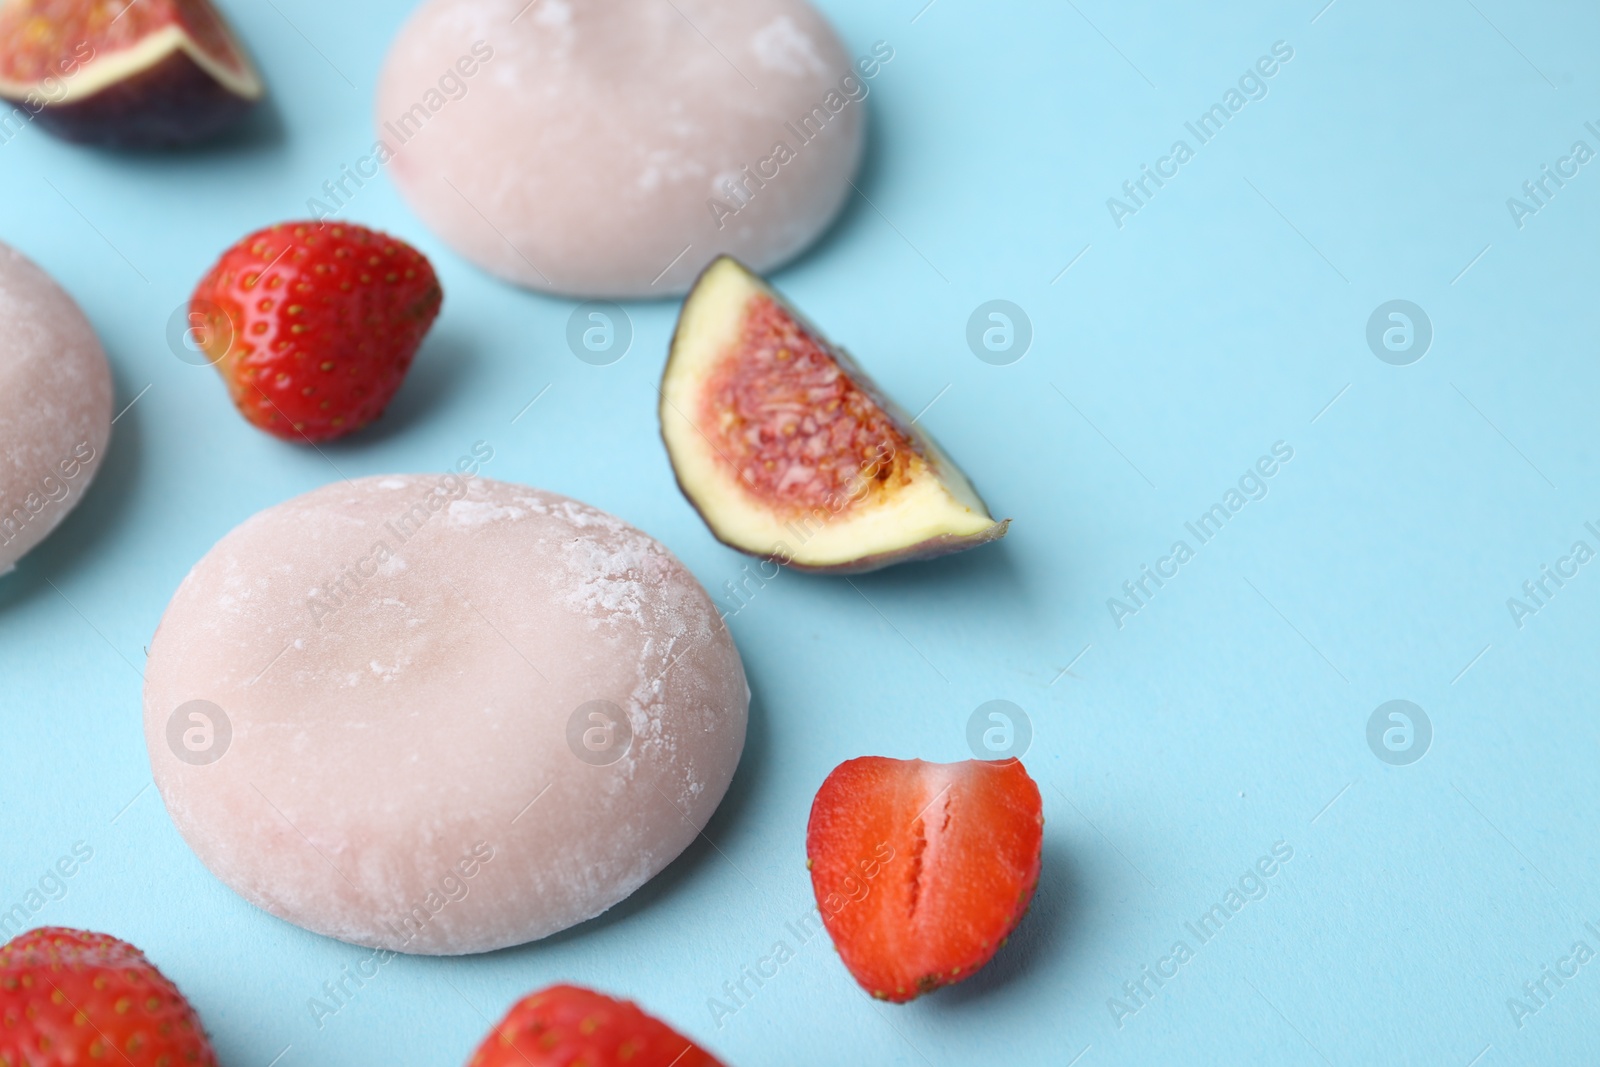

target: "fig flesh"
[0,0,263,148]
[661,256,1009,574]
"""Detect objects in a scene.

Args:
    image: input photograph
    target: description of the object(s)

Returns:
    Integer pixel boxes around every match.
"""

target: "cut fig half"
[661,256,1010,574]
[0,0,264,148]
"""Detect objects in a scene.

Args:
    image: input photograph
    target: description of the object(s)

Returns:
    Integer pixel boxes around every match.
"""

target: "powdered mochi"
[374,0,866,297]
[0,241,112,573]
[143,475,748,954]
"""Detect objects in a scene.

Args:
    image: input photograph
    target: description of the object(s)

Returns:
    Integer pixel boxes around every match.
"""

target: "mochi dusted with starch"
[374,0,869,298]
[143,475,748,954]
[0,241,111,574]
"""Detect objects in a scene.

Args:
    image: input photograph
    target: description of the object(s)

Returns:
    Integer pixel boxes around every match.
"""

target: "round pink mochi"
[144,474,747,954]
[374,0,867,298]
[0,242,111,574]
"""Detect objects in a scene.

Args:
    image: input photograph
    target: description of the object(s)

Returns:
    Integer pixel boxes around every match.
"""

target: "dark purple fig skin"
[3,47,257,149]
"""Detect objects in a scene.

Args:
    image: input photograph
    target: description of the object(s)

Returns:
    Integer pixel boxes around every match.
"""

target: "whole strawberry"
[0,927,218,1066]
[191,221,443,442]
[467,984,724,1067]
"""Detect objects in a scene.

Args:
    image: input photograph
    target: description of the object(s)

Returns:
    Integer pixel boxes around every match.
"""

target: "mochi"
[374,0,867,298]
[143,475,748,954]
[0,241,111,574]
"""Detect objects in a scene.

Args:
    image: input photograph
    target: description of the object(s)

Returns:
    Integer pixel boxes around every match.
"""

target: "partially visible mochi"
[143,475,748,954]
[375,0,867,298]
[0,242,112,574]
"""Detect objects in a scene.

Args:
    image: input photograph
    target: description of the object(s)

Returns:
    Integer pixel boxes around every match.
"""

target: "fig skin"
[16,47,256,148]
[661,256,1011,575]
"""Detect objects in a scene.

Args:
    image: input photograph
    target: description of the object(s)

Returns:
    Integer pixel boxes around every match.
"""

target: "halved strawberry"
[466,984,725,1067]
[805,757,1043,1002]
[190,221,442,443]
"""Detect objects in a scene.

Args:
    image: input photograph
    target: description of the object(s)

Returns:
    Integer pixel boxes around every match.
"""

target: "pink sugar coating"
[374,0,864,298]
[143,475,748,954]
[0,242,112,574]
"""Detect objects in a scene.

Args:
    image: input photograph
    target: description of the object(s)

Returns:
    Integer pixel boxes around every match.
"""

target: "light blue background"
[4,0,1599,1063]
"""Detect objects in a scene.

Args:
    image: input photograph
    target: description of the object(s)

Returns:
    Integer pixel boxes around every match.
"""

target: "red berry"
[191,220,443,443]
[0,927,218,1066]
[805,757,1044,1002]
[466,984,724,1067]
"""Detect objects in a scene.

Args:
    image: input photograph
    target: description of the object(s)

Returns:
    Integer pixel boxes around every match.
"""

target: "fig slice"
[661,256,1009,574]
[0,0,264,148]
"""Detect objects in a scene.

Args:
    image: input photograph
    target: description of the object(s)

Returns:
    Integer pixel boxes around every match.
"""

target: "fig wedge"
[661,256,1009,573]
[0,0,263,148]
